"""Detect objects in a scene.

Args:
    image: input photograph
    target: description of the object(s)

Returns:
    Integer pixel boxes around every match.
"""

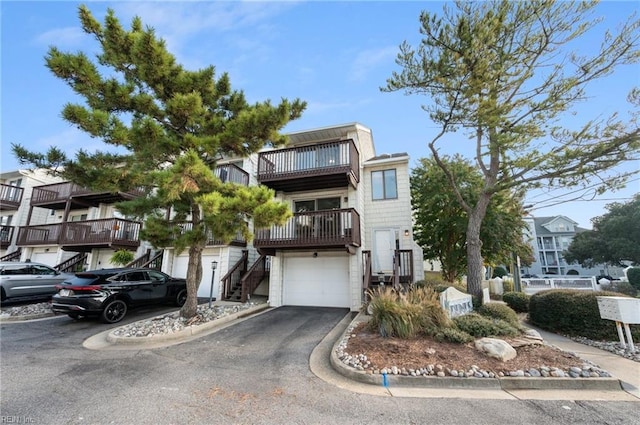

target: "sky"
[1,0,639,230]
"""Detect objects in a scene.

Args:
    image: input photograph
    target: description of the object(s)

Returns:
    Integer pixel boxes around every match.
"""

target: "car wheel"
[0,287,6,302]
[175,289,187,307]
[100,299,128,324]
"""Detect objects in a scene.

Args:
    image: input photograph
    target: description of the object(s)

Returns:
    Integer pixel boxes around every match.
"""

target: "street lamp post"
[209,260,218,308]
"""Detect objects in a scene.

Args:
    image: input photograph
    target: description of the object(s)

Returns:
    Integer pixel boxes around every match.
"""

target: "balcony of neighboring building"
[257,139,360,192]
[215,164,250,186]
[0,183,24,210]
[174,222,247,247]
[0,225,15,248]
[30,182,145,210]
[16,218,141,252]
[253,208,361,251]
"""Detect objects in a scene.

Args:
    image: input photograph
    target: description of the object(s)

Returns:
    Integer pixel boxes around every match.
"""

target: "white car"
[0,261,74,302]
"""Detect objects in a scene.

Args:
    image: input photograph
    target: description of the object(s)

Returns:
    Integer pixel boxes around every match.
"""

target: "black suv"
[52,268,187,323]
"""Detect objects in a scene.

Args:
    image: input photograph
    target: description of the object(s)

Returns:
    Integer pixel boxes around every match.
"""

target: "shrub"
[366,286,451,338]
[627,268,640,291]
[452,313,520,338]
[502,291,530,313]
[433,327,474,344]
[416,279,466,294]
[528,289,640,340]
[609,281,638,297]
[110,249,134,266]
[492,266,508,278]
[478,302,520,328]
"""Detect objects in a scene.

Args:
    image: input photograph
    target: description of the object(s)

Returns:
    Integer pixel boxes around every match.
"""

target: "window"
[70,214,88,222]
[372,169,397,200]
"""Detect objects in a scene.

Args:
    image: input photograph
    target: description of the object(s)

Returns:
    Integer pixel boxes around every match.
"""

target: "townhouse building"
[521,215,625,279]
[1,122,424,311]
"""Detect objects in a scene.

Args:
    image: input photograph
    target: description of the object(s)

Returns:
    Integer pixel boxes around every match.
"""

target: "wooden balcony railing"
[240,254,270,302]
[254,208,361,250]
[0,184,24,210]
[0,248,21,262]
[55,252,88,273]
[363,249,414,288]
[0,225,15,248]
[16,218,141,251]
[175,222,247,247]
[215,164,250,186]
[31,182,145,209]
[257,139,360,191]
[221,251,249,301]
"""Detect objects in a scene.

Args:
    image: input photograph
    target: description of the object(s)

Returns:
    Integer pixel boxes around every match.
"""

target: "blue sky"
[1,1,639,229]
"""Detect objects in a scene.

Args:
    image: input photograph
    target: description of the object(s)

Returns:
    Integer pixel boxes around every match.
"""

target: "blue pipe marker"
[382,372,389,388]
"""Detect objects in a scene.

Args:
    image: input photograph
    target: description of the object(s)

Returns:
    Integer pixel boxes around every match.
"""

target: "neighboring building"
[521,215,625,279]
[2,123,423,311]
[1,169,63,260]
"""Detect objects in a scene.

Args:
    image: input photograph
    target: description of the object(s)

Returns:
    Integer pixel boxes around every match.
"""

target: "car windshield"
[63,274,103,286]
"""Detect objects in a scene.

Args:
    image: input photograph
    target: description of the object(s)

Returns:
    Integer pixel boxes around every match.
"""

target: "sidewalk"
[527,325,640,399]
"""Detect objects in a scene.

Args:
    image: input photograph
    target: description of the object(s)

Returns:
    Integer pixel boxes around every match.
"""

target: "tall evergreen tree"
[383,0,639,300]
[12,5,306,318]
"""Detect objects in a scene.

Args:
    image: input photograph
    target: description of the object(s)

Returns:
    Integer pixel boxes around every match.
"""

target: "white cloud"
[36,128,111,158]
[349,46,398,82]
[34,27,86,48]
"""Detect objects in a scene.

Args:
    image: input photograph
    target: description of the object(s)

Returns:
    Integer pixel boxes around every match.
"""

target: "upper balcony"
[0,184,24,210]
[16,218,141,252]
[30,182,144,210]
[253,208,361,251]
[257,139,360,192]
[215,164,250,186]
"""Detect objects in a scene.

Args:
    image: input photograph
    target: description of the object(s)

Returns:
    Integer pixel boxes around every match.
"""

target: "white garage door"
[31,252,58,267]
[173,254,221,298]
[284,256,350,308]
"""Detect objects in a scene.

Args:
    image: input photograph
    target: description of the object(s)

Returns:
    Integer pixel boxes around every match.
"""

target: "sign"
[439,287,473,318]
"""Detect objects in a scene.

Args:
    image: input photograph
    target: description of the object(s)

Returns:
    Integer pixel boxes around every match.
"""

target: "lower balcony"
[0,225,15,248]
[175,222,247,247]
[16,219,141,252]
[253,208,361,251]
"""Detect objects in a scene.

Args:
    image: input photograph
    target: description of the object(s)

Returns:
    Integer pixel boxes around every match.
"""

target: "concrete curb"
[0,312,55,322]
[105,303,270,346]
[330,312,624,391]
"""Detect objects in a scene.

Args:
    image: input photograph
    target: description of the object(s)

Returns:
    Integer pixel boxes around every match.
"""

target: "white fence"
[521,277,597,295]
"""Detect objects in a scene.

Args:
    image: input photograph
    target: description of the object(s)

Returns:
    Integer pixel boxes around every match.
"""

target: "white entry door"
[373,229,397,274]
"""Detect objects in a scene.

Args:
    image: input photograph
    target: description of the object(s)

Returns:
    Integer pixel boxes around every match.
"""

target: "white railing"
[522,277,597,294]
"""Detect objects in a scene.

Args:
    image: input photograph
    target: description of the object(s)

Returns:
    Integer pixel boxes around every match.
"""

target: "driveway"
[2,306,639,424]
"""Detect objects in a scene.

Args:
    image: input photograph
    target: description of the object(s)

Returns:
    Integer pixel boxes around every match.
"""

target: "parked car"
[51,268,187,323]
[0,261,74,302]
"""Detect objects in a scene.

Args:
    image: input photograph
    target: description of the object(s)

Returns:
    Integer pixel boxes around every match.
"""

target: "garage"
[173,253,221,298]
[283,255,350,308]
[30,250,58,267]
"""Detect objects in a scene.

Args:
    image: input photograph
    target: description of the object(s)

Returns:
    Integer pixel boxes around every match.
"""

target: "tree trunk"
[466,193,491,301]
[180,242,204,318]
[180,204,205,319]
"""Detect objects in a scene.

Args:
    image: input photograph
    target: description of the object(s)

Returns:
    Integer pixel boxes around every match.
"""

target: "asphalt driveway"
[2,306,639,425]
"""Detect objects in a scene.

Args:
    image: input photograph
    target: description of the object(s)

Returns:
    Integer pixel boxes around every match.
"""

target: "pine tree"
[12,5,306,318]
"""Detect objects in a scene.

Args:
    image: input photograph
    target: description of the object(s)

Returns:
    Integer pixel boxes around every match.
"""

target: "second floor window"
[372,169,397,200]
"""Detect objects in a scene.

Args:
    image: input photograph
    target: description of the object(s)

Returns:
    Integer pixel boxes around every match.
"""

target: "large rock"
[475,337,517,362]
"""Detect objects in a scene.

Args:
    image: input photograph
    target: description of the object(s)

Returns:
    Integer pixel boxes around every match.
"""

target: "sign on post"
[597,296,640,354]
[439,287,473,318]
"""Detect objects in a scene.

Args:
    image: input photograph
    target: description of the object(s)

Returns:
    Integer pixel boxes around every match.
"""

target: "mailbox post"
[596,296,640,354]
